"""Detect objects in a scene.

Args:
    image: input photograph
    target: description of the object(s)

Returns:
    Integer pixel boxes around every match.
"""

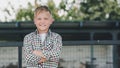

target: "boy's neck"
[37,29,48,34]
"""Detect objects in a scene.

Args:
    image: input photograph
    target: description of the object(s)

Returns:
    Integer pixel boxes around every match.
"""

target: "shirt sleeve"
[42,34,62,63]
[23,35,41,66]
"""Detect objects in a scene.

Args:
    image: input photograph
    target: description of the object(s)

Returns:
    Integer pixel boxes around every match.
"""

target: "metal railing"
[0,41,120,68]
[0,21,120,68]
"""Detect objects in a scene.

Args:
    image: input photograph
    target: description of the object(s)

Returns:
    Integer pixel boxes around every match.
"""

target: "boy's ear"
[53,19,55,22]
[50,18,54,24]
[52,18,55,22]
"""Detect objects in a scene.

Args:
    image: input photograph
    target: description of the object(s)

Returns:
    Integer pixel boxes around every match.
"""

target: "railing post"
[18,46,22,68]
[112,32,118,68]
[113,45,118,68]
[90,32,94,68]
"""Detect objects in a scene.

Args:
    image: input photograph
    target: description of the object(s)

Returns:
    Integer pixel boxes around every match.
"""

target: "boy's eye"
[44,18,48,20]
[38,18,41,20]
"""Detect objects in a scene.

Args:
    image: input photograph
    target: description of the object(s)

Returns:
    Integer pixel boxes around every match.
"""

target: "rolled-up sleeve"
[42,34,62,63]
[23,35,41,66]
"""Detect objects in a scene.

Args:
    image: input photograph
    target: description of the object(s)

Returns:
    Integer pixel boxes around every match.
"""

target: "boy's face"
[34,11,54,33]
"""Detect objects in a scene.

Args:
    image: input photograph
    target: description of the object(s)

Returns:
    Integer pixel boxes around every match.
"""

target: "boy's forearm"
[33,50,46,58]
[33,50,47,63]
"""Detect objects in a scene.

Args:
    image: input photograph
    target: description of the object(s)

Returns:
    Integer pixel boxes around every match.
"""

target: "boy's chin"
[38,28,48,31]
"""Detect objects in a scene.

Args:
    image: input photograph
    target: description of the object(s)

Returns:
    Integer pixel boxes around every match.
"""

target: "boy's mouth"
[40,25,46,26]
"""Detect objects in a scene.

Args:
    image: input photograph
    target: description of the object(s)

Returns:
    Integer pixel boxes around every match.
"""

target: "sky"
[0,0,61,22]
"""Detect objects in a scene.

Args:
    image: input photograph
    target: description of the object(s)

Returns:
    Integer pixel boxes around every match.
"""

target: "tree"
[47,0,62,21]
[4,0,120,21]
[80,0,120,20]
[58,0,82,21]
[15,0,62,21]
[16,2,34,21]
[15,0,82,21]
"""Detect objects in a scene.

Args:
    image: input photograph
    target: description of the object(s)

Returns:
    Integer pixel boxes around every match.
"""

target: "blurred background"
[0,0,120,68]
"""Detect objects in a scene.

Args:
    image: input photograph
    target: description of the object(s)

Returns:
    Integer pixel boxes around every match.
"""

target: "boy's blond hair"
[34,6,52,17]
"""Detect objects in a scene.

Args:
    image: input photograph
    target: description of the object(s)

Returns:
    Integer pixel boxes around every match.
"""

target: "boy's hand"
[38,57,47,63]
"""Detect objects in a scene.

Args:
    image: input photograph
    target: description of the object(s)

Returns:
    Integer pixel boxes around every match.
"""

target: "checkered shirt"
[23,30,62,68]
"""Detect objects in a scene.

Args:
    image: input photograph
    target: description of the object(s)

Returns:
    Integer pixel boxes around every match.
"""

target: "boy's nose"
[40,20,45,23]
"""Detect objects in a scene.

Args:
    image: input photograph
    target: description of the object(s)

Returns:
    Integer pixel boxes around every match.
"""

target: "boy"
[23,6,62,68]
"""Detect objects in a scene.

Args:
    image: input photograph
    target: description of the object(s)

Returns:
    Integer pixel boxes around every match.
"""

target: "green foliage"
[4,0,120,21]
[80,0,120,21]
[47,0,61,20]
[16,2,34,21]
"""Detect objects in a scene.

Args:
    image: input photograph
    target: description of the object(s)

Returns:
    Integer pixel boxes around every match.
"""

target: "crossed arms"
[23,35,62,65]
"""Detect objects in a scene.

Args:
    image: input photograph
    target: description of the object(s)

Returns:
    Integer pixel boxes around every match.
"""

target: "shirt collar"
[35,29,51,36]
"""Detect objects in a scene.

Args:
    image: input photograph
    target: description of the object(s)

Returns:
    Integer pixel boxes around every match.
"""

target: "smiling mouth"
[40,25,46,26]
